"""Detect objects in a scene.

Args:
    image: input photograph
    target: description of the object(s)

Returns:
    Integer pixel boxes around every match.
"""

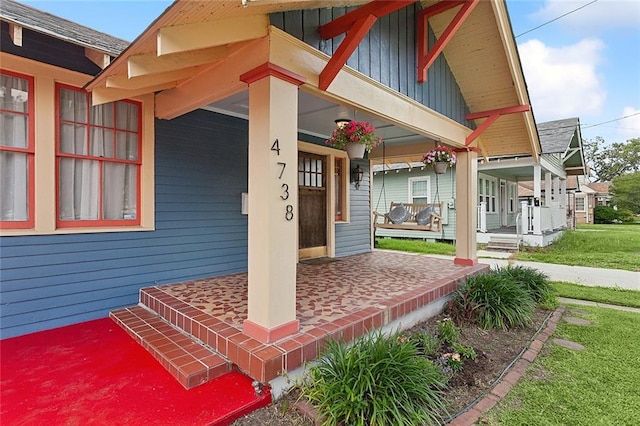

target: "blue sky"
[22,0,640,144]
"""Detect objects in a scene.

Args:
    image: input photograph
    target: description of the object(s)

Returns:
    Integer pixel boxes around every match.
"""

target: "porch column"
[533,164,542,235]
[560,179,567,208]
[553,176,560,202]
[454,149,478,266]
[240,64,305,343]
[544,171,552,207]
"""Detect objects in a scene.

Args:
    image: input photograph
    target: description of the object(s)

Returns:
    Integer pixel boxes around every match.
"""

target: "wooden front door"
[298,152,327,259]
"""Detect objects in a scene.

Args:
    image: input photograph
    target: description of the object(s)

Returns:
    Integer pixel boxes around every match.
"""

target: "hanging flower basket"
[423,146,456,174]
[433,162,448,174]
[325,121,382,159]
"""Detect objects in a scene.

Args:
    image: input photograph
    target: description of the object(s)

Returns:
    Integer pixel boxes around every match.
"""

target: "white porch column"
[520,200,530,234]
[454,149,478,266]
[560,179,567,208]
[240,64,305,343]
[533,164,542,235]
[544,170,552,207]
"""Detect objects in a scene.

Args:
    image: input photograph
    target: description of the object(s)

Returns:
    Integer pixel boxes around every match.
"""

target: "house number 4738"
[271,139,294,221]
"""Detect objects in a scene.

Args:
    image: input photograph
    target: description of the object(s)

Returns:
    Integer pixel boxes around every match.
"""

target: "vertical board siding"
[372,168,457,241]
[0,110,249,339]
[336,159,372,257]
[271,4,472,127]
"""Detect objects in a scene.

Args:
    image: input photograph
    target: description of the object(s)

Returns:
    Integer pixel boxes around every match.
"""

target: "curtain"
[0,74,29,221]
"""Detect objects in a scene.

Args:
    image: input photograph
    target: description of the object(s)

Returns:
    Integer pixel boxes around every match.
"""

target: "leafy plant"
[446,286,482,326]
[452,342,477,361]
[301,331,448,426]
[436,317,460,345]
[407,330,440,357]
[494,265,555,306]
[436,352,463,374]
[451,273,535,330]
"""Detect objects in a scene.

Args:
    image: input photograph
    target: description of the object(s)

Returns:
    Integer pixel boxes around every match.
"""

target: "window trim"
[575,196,586,212]
[55,83,142,228]
[478,174,497,214]
[0,69,35,229]
[408,176,431,204]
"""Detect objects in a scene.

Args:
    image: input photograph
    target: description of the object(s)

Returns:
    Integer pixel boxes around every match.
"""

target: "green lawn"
[375,238,456,256]
[552,281,640,308]
[514,224,640,271]
[484,305,640,425]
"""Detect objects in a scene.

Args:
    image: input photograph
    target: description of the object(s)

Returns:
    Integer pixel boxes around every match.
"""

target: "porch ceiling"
[85,0,538,162]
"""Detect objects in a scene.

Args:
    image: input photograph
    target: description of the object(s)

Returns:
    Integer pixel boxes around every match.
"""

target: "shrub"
[595,206,619,224]
[449,273,535,330]
[301,331,448,426]
[494,265,555,306]
[436,317,460,345]
[452,342,477,361]
[407,330,440,357]
[446,286,482,326]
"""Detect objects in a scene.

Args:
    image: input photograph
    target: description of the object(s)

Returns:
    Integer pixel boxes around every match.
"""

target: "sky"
[20,0,640,145]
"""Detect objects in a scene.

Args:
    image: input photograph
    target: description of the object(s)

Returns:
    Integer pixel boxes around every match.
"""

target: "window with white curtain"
[56,84,141,226]
[409,177,430,204]
[1,70,33,229]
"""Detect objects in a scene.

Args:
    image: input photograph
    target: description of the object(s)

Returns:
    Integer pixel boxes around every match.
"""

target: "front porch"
[111,251,488,389]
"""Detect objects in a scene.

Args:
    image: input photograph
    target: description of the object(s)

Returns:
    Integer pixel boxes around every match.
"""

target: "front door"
[298,152,327,259]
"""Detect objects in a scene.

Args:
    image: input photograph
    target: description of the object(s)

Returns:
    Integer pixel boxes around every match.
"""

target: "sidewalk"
[423,251,640,290]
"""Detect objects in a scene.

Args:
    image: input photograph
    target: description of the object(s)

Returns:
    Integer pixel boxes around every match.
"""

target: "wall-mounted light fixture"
[335,118,352,129]
[352,164,364,189]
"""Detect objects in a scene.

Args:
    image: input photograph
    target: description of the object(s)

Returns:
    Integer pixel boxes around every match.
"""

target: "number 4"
[271,139,280,155]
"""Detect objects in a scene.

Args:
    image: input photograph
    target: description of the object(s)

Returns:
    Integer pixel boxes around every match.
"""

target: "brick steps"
[110,306,230,389]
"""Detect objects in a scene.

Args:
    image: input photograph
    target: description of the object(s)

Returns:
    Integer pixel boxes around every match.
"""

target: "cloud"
[616,106,640,141]
[518,38,606,121]
[532,0,640,32]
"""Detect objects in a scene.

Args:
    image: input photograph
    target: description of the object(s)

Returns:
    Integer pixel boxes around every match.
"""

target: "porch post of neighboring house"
[553,176,561,229]
[560,179,567,207]
[520,200,530,234]
[454,149,478,266]
[533,164,542,235]
[240,64,305,343]
[544,171,552,207]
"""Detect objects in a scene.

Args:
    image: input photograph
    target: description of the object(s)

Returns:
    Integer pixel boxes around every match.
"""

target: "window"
[575,196,585,212]
[409,177,430,204]
[1,70,34,229]
[508,182,516,213]
[56,84,141,227]
[478,176,497,213]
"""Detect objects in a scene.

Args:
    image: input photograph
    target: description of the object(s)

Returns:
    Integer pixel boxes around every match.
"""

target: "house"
[1,0,539,390]
[373,117,587,247]
[587,181,612,207]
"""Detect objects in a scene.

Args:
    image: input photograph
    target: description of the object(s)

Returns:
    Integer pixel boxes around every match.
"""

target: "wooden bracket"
[465,104,530,146]
[417,0,479,83]
[318,0,416,90]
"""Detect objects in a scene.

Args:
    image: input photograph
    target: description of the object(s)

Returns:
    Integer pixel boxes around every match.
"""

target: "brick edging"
[447,306,566,426]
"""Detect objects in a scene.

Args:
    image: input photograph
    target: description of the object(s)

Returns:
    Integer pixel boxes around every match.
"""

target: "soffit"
[421,0,539,158]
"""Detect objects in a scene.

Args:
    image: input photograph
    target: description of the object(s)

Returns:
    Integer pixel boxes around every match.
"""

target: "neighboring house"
[587,181,612,207]
[2,0,539,387]
[373,117,587,246]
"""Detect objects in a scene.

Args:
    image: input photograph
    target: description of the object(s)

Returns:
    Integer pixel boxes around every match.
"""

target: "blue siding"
[271,4,472,127]
[0,110,249,338]
[336,159,372,257]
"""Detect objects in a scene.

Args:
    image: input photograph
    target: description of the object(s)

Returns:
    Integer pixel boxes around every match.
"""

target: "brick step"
[110,306,231,389]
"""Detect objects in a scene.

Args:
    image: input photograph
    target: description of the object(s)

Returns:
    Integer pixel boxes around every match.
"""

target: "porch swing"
[372,142,444,233]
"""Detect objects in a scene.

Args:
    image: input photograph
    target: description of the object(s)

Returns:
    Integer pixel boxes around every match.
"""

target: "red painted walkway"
[0,318,270,426]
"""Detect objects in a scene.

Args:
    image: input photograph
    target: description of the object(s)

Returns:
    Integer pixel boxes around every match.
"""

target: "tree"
[610,172,640,214]
[583,137,640,182]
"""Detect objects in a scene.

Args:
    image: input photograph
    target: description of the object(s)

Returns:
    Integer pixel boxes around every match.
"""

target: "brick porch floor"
[111,251,488,387]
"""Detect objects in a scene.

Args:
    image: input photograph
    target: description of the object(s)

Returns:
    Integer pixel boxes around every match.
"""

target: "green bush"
[436,317,460,345]
[406,330,440,357]
[594,206,619,224]
[494,265,555,306]
[301,331,448,426]
[448,273,535,330]
[617,208,635,223]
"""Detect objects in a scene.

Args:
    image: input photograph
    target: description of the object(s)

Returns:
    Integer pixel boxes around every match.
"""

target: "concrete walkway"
[421,251,640,290]
[559,297,640,314]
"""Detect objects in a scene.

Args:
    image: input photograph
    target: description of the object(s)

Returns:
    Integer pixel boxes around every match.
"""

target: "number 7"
[277,162,286,179]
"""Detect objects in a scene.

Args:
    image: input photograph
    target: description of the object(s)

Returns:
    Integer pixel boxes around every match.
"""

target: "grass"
[375,238,456,256]
[484,305,640,425]
[514,224,640,271]
[552,281,640,309]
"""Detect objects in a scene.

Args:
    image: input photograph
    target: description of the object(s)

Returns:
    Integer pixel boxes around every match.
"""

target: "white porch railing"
[477,202,487,232]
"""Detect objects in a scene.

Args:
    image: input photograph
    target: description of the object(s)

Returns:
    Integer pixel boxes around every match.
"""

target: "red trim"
[0,69,35,229]
[319,14,377,91]
[465,104,530,146]
[243,319,300,344]
[417,0,478,83]
[454,257,478,266]
[55,83,142,228]
[318,0,416,39]
[453,147,481,154]
[317,0,416,91]
[239,63,306,86]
